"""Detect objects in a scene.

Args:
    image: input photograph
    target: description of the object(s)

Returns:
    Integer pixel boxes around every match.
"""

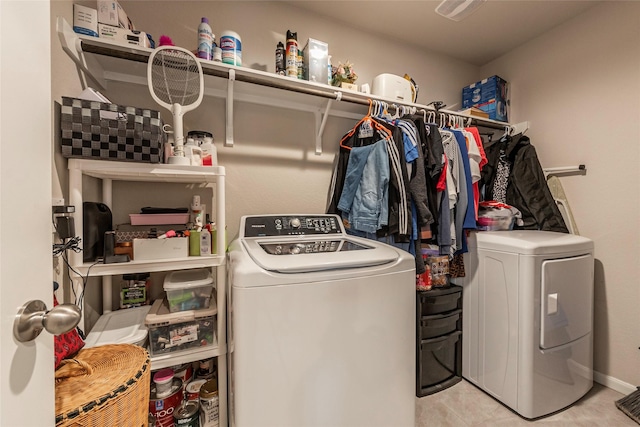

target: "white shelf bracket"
[510,120,530,136]
[225,69,236,147]
[314,92,342,155]
[56,17,106,91]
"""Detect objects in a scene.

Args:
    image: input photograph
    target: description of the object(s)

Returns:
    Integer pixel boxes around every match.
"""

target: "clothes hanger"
[340,99,392,150]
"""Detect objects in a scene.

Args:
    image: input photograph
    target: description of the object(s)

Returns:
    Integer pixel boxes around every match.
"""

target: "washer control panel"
[243,215,342,237]
[259,239,370,255]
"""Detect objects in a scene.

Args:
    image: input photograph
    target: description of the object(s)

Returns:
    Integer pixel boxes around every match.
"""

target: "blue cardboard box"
[462,75,509,122]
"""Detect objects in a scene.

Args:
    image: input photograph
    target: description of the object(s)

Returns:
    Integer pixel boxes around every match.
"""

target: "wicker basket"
[55,344,150,427]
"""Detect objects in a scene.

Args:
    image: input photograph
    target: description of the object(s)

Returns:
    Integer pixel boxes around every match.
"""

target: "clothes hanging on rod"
[328,99,582,287]
[480,133,569,233]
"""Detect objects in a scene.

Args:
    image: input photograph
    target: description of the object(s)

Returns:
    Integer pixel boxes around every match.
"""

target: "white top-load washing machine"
[228,214,416,427]
[460,230,594,419]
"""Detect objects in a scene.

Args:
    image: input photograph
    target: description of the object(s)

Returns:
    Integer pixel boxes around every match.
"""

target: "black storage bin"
[416,285,463,397]
[60,97,164,163]
[417,331,462,396]
[418,286,462,316]
[420,309,461,340]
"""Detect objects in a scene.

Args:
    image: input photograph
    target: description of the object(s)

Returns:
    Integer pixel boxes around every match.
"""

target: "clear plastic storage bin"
[164,268,214,312]
[145,297,217,357]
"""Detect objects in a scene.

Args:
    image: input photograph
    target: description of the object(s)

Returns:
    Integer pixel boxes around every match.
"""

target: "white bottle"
[200,136,217,166]
[200,228,211,256]
[191,195,203,229]
[197,17,214,60]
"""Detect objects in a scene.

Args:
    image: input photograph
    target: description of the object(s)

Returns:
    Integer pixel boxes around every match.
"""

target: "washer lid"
[241,237,399,273]
[469,230,593,255]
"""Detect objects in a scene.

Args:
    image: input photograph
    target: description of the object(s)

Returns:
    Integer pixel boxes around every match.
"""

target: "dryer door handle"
[547,293,558,315]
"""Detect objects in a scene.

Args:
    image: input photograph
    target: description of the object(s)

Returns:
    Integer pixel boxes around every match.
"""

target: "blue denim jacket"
[337,139,390,233]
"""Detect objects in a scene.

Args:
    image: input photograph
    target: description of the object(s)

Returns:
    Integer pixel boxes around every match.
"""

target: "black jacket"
[481,134,569,233]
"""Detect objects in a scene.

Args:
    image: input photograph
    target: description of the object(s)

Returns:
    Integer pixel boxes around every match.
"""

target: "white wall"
[90,0,480,240]
[51,1,640,389]
[481,2,640,388]
[51,1,479,324]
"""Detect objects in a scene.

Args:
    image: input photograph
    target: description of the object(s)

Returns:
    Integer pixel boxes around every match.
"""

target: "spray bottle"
[197,17,214,60]
[275,41,285,75]
[285,30,298,78]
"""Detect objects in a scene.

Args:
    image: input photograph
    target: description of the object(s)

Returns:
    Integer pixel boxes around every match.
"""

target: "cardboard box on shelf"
[462,75,509,122]
[98,24,150,48]
[97,0,134,30]
[73,4,98,37]
[459,107,490,119]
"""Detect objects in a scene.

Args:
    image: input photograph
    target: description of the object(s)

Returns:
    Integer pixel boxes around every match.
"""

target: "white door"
[1,1,55,425]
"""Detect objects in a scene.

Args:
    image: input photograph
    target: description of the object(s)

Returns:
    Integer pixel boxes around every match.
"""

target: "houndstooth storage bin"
[60,97,164,163]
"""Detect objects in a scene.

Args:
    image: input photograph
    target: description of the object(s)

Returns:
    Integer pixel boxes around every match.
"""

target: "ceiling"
[285,0,601,66]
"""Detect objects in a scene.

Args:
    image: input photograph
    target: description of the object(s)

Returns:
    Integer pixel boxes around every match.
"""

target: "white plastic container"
[164,268,214,312]
[371,73,414,103]
[153,368,175,397]
[220,30,242,66]
[200,137,217,166]
[84,305,151,348]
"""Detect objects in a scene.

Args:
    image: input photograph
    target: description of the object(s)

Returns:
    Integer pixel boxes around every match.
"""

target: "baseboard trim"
[594,370,637,395]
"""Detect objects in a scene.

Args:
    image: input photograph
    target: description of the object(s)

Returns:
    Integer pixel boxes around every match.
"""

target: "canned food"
[173,363,194,389]
[174,400,200,426]
[149,378,183,427]
[196,358,216,380]
[185,379,207,401]
[199,378,219,427]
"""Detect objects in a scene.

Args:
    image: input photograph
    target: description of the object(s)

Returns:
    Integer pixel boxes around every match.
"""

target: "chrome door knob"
[13,300,81,343]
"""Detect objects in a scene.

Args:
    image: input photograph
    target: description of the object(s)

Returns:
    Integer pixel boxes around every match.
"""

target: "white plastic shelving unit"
[67,158,227,426]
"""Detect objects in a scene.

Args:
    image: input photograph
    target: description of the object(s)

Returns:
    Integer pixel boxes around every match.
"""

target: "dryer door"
[540,254,594,349]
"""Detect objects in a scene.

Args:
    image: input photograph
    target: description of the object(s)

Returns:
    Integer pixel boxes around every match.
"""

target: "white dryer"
[227,214,416,427]
[460,230,594,419]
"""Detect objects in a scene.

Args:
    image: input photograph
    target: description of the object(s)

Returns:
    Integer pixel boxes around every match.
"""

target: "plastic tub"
[84,305,151,348]
[153,368,175,397]
[145,298,217,357]
[164,269,214,312]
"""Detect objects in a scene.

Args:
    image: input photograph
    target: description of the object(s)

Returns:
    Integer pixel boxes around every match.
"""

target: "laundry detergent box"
[462,75,509,122]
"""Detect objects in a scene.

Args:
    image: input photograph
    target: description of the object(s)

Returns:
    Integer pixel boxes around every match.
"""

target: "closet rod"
[81,40,509,130]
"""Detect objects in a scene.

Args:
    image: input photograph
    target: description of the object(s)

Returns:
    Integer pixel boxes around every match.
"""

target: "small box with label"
[133,237,188,261]
[462,75,509,122]
[145,297,216,357]
[302,38,329,84]
[73,4,98,37]
[98,24,150,48]
[97,0,133,30]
